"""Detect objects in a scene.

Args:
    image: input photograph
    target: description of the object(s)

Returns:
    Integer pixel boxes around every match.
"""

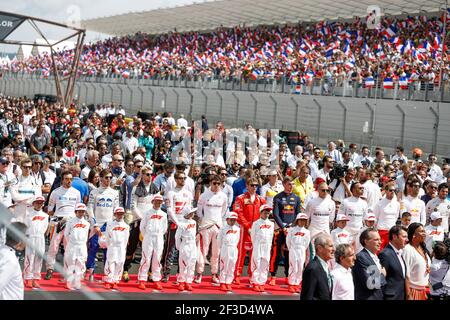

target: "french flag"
[399,76,409,89]
[365,77,375,88]
[383,77,394,89]
[390,36,400,45]
[343,42,351,56]
[305,70,315,81]
[299,47,307,57]
[434,36,441,49]
[250,69,261,80]
[345,58,355,70]
[385,25,398,37]
[286,42,294,54]
[325,48,334,58]
[194,54,204,66]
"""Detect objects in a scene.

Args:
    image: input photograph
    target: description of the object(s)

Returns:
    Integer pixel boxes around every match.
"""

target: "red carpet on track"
[25,273,295,296]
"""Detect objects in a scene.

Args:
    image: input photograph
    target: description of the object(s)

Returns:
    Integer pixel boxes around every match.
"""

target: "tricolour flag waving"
[399,76,409,89]
[365,77,375,88]
[383,77,394,89]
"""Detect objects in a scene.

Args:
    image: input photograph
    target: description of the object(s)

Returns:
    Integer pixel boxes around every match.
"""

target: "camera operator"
[329,167,354,203]
[317,156,335,184]
[429,240,450,300]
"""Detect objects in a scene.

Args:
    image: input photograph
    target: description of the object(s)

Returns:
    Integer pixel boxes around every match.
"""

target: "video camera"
[329,163,349,181]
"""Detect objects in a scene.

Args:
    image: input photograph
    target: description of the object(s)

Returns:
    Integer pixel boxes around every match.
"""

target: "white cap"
[260,204,273,213]
[114,207,125,214]
[431,211,442,221]
[75,203,87,211]
[182,207,197,218]
[152,194,163,202]
[336,214,350,222]
[365,214,376,222]
[133,155,145,162]
[295,213,308,220]
[32,196,45,203]
[226,211,238,220]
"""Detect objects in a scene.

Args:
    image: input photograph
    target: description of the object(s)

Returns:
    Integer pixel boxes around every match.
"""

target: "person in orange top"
[232,176,266,284]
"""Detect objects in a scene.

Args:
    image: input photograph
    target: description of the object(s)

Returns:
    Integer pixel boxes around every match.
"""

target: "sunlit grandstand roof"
[81,0,444,36]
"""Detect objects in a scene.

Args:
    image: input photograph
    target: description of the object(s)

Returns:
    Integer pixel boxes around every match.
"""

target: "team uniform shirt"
[286,225,310,286]
[400,195,426,225]
[103,219,130,284]
[197,188,228,228]
[87,186,120,226]
[130,183,158,222]
[426,197,450,233]
[221,183,234,209]
[374,197,401,230]
[48,186,81,217]
[250,218,274,285]
[273,191,302,230]
[338,197,368,235]
[23,209,49,280]
[331,227,351,245]
[166,187,193,226]
[165,175,195,195]
[0,244,24,300]
[217,224,241,284]
[10,175,42,224]
[0,171,15,208]
[424,224,445,253]
[362,180,382,211]
[260,181,283,208]
[175,218,197,284]
[305,195,336,237]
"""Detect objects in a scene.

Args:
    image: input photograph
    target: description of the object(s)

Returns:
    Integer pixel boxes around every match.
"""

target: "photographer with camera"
[429,240,450,300]
[317,156,335,184]
[329,166,354,203]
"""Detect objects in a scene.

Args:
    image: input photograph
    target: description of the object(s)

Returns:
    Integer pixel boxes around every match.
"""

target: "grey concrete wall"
[1,75,449,157]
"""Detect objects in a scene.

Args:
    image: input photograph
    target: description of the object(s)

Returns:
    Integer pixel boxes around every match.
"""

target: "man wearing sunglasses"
[232,177,266,284]
[10,159,42,225]
[85,169,120,281]
[0,156,15,209]
[400,178,426,225]
[426,183,450,236]
[195,175,228,284]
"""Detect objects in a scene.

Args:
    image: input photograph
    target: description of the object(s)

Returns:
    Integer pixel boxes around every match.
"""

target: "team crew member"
[175,207,198,292]
[195,175,228,284]
[86,169,119,280]
[424,212,444,253]
[400,179,426,225]
[45,170,81,280]
[374,182,401,250]
[162,171,193,282]
[305,182,336,238]
[331,214,351,245]
[10,159,42,224]
[354,214,377,254]
[270,176,301,285]
[286,213,310,294]
[260,169,283,208]
[217,211,240,292]
[426,183,450,234]
[232,177,266,283]
[338,182,369,242]
[123,165,158,281]
[63,203,90,290]
[137,194,167,290]
[23,196,48,288]
[250,204,274,292]
[102,207,130,290]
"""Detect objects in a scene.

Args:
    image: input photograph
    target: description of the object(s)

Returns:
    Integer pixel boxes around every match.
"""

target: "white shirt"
[122,136,139,156]
[331,227,351,245]
[331,263,354,300]
[402,244,431,288]
[374,197,400,230]
[367,248,382,271]
[400,195,426,225]
[0,244,24,300]
[260,181,283,208]
[424,224,445,253]
[338,197,368,234]
[329,179,351,203]
[47,186,81,217]
[389,243,406,278]
[197,188,228,228]
[426,197,450,233]
[177,117,188,129]
[305,195,336,237]
[362,180,382,211]
[325,149,342,163]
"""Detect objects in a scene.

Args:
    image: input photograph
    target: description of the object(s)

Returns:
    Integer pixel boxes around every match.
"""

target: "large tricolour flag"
[399,76,409,89]
[383,77,394,89]
[365,77,375,88]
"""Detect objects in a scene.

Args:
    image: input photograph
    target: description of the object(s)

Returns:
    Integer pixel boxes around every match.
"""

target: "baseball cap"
[336,214,350,222]
[365,213,376,221]
[260,204,273,213]
[114,207,125,214]
[32,196,45,203]
[431,211,442,221]
[152,194,164,202]
[226,211,238,220]
[75,203,87,211]
[295,213,308,220]
[0,157,9,164]
[133,155,145,162]
[182,207,197,218]
[268,169,277,176]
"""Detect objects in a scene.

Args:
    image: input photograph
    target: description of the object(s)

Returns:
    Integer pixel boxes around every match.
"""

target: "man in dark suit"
[378,226,408,300]
[300,233,335,300]
[352,227,386,300]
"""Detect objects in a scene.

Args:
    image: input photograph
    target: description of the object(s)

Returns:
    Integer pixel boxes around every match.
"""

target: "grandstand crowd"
[1,13,450,88]
[0,91,450,300]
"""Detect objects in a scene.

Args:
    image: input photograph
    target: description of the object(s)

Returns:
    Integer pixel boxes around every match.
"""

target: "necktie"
[327,269,333,291]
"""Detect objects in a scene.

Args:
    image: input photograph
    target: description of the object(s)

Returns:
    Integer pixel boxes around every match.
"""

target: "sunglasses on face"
[212,182,221,186]
[0,162,9,165]
[22,166,32,169]
[176,177,187,180]
[143,173,152,177]
[103,176,113,180]
[319,189,331,193]
[386,189,396,192]
[249,184,259,187]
